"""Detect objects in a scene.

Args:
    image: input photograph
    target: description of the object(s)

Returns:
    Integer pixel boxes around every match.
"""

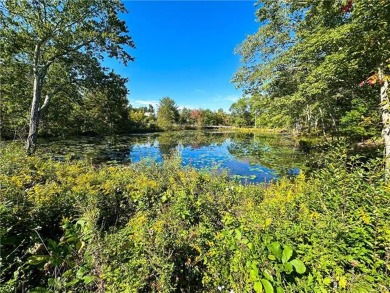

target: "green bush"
[0,143,389,292]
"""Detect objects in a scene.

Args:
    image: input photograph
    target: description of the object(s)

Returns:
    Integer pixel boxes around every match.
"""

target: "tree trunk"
[26,45,42,154]
[379,67,390,179]
[306,105,312,134]
[319,107,326,136]
[254,113,257,128]
[26,74,42,154]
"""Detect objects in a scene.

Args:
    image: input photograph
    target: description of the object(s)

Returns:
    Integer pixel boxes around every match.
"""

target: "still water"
[39,131,303,184]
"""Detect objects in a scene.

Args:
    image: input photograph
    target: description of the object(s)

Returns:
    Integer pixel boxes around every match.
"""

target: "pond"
[38,130,304,184]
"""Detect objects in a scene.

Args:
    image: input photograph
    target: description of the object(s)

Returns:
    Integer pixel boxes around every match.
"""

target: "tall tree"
[234,0,389,172]
[349,1,390,175]
[0,0,134,153]
[156,97,179,130]
[79,72,129,134]
[229,97,252,127]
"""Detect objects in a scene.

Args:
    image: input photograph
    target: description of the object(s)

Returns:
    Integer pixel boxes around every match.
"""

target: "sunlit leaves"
[233,0,388,138]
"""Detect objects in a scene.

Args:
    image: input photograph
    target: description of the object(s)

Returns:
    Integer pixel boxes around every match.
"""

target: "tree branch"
[39,94,50,113]
[44,40,94,69]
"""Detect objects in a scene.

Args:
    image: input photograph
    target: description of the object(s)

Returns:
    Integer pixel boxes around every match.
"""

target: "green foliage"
[340,99,380,141]
[0,59,31,139]
[1,143,389,292]
[128,104,158,132]
[0,0,134,144]
[229,97,253,127]
[233,0,389,140]
[157,97,180,131]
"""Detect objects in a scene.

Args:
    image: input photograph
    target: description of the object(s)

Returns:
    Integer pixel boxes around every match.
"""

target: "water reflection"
[38,131,303,184]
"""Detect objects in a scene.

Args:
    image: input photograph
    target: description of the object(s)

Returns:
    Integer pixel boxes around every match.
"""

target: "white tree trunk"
[379,67,390,179]
[319,107,326,136]
[26,45,42,154]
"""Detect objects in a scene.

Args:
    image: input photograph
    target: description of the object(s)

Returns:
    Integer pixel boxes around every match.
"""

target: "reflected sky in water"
[39,131,303,184]
[130,140,277,183]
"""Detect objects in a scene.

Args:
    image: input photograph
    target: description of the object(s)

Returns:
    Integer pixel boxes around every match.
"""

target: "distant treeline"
[0,85,233,139]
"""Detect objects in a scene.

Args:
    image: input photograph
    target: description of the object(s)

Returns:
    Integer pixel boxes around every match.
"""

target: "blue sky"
[107,0,258,111]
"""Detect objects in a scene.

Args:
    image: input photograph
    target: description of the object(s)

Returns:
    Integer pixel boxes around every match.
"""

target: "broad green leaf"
[282,245,293,264]
[263,270,274,282]
[268,242,282,260]
[83,275,95,284]
[254,281,263,293]
[261,278,274,293]
[283,262,293,274]
[250,268,259,281]
[276,287,284,293]
[290,259,306,274]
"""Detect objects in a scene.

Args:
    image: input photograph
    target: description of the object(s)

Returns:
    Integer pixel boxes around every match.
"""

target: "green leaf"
[261,278,274,293]
[268,242,282,261]
[76,219,86,228]
[263,270,273,282]
[28,255,49,266]
[66,278,80,287]
[76,240,83,250]
[290,259,306,274]
[83,275,95,284]
[282,245,293,264]
[254,281,263,293]
[283,262,293,274]
[76,267,87,279]
[250,268,259,281]
[235,229,242,240]
[268,254,276,260]
[276,287,284,293]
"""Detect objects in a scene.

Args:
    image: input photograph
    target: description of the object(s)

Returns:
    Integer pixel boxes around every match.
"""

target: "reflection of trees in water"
[157,133,178,156]
[227,133,302,173]
[39,131,302,172]
[156,131,228,151]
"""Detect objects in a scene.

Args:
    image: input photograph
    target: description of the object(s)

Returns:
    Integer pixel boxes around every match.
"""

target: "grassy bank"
[0,143,389,292]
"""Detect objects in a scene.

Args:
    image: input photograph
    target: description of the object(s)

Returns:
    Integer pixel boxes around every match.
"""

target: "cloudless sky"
[106,0,259,111]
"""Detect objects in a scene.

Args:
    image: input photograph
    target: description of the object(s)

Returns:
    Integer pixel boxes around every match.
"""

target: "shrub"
[0,143,389,292]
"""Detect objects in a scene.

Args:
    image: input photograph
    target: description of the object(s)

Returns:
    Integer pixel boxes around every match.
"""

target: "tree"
[179,107,192,125]
[215,108,229,126]
[234,0,390,173]
[80,72,129,134]
[0,0,134,153]
[229,97,252,127]
[147,104,155,117]
[190,109,203,128]
[0,56,31,139]
[156,97,179,130]
[348,1,390,175]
